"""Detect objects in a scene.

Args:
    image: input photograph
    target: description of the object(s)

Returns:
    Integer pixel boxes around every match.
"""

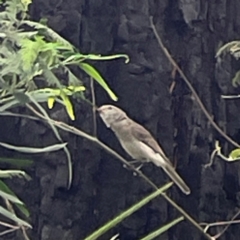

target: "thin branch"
[21,227,30,240]
[26,104,213,240]
[90,77,97,136]
[3,199,31,239]
[27,104,158,189]
[0,228,19,237]
[201,219,240,230]
[150,17,240,149]
[212,209,240,239]
[0,220,19,229]
[204,148,218,168]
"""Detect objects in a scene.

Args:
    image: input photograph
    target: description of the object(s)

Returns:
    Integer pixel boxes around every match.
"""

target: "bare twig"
[0,228,19,237]
[26,104,213,240]
[21,227,30,240]
[204,141,220,168]
[0,221,19,229]
[150,17,240,149]
[3,200,31,240]
[212,209,240,239]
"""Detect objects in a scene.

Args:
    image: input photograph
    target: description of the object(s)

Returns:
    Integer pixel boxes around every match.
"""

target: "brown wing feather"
[131,121,172,165]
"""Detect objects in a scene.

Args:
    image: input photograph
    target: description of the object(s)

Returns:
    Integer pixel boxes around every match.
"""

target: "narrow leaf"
[0,142,67,153]
[0,180,30,217]
[84,183,172,240]
[0,157,33,168]
[0,170,30,180]
[47,96,56,109]
[140,217,184,240]
[61,94,75,120]
[0,206,31,228]
[0,189,23,205]
[79,63,118,101]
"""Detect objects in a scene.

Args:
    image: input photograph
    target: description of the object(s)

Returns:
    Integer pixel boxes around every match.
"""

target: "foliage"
[84,183,173,240]
[140,217,184,240]
[0,0,128,236]
[216,41,240,161]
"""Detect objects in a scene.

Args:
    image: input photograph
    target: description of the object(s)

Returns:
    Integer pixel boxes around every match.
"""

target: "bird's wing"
[131,121,172,165]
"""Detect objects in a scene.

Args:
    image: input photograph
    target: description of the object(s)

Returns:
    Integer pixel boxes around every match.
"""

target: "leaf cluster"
[0,0,129,235]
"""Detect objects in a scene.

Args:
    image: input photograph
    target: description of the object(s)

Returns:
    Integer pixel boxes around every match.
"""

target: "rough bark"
[1,0,240,239]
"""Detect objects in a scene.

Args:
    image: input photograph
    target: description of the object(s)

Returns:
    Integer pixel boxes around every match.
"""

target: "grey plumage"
[97,105,190,195]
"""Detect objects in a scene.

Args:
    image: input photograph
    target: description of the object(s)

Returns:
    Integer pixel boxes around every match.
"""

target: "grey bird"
[97,105,190,195]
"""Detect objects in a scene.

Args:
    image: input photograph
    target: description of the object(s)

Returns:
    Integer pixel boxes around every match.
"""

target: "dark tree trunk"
[2,0,240,240]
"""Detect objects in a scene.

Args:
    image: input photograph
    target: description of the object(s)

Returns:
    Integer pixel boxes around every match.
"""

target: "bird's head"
[97,105,127,128]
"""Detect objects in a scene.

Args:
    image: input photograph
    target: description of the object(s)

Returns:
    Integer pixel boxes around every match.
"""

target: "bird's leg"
[123,159,144,172]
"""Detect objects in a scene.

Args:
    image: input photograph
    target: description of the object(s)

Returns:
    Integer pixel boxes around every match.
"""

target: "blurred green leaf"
[79,63,117,101]
[61,93,75,120]
[0,189,23,204]
[140,217,184,240]
[0,180,30,217]
[0,157,33,168]
[22,20,74,50]
[0,142,67,153]
[84,183,172,240]
[0,206,31,228]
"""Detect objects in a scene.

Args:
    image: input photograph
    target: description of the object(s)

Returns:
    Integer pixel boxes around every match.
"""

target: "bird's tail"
[162,163,191,195]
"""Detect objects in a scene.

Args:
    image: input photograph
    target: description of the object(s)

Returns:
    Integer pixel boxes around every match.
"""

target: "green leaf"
[229,149,240,161]
[0,157,33,168]
[41,64,62,88]
[84,183,172,240]
[0,206,31,228]
[0,189,23,204]
[0,99,20,112]
[22,20,74,50]
[0,180,30,217]
[140,217,184,240]
[79,63,118,101]
[0,142,68,153]
[60,93,75,120]
[67,69,82,86]
[19,37,42,71]
[47,96,56,109]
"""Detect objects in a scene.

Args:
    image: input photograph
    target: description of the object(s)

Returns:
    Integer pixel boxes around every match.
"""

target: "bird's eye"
[108,106,112,110]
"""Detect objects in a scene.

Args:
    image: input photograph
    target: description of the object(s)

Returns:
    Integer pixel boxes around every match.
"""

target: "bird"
[97,104,190,195]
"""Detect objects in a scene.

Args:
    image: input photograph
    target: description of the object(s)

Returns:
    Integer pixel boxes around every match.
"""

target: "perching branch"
[24,104,213,240]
